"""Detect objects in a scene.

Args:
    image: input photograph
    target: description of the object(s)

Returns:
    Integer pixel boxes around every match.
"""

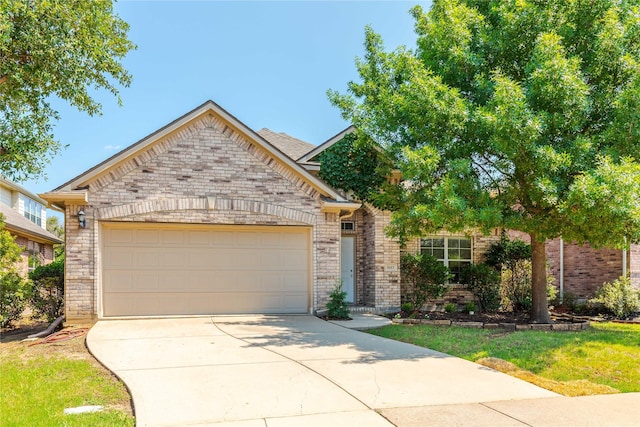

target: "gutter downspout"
[559,237,564,304]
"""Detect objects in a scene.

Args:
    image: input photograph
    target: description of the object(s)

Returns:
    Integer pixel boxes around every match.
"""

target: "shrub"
[0,216,31,328]
[326,282,350,319]
[485,232,531,270]
[1,271,31,328]
[464,301,477,313]
[459,263,500,313]
[561,291,579,311]
[29,259,64,322]
[400,302,414,314]
[401,253,450,310]
[500,260,532,312]
[444,302,456,313]
[590,277,640,319]
[500,260,556,313]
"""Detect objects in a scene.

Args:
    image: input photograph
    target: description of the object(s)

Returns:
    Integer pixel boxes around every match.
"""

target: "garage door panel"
[105,271,133,291]
[134,271,159,290]
[283,250,307,268]
[161,229,185,245]
[137,229,160,245]
[186,230,211,246]
[283,273,308,290]
[136,250,159,268]
[107,250,136,269]
[102,225,310,316]
[159,250,185,267]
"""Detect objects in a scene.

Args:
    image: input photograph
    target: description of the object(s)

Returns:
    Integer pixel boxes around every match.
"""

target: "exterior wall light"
[77,209,86,228]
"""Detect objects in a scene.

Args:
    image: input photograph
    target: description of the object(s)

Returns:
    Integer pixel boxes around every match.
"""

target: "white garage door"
[102,223,310,317]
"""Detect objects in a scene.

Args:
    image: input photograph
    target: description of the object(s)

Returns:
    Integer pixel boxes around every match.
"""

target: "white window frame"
[420,236,473,284]
[20,195,43,227]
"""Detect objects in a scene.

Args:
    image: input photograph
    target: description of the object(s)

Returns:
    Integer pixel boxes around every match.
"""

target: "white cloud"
[104,145,122,151]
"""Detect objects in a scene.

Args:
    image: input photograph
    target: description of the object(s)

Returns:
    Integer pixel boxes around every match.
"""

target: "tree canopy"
[0,0,135,181]
[328,0,640,323]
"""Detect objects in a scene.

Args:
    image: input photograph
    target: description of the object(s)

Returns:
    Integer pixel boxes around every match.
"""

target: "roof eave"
[39,191,88,208]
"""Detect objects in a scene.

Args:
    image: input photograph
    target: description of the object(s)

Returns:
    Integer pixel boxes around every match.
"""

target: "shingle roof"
[0,203,63,244]
[256,128,316,161]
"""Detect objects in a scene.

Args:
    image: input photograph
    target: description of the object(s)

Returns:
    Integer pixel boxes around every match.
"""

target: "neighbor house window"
[21,196,42,227]
[420,236,472,283]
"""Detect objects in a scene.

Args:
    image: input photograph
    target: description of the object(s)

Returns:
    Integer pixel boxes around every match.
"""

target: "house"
[40,100,633,320]
[0,177,63,276]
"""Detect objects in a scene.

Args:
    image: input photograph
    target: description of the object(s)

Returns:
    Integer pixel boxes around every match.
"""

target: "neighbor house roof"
[256,129,316,161]
[0,176,49,206]
[0,203,63,244]
[42,100,355,207]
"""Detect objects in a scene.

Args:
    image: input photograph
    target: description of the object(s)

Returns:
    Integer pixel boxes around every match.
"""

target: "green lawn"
[0,334,134,427]
[368,322,640,395]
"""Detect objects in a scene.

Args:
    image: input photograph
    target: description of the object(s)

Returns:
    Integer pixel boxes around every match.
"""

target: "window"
[420,236,472,283]
[21,196,42,227]
[341,221,355,231]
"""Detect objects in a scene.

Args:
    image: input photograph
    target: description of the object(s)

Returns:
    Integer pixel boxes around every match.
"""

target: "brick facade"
[13,235,56,277]
[508,231,627,299]
[63,112,342,320]
[398,231,501,310]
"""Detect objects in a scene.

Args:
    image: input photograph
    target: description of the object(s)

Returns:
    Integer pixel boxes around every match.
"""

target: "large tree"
[329,0,640,323]
[0,0,135,181]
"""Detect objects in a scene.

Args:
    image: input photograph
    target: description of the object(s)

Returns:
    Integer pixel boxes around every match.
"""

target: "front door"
[341,236,355,303]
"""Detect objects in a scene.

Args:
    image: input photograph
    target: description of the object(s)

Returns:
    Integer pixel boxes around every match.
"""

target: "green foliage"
[326,282,350,319]
[501,260,533,312]
[1,355,134,426]
[459,263,500,313]
[590,277,640,319]
[444,302,456,313]
[0,215,31,327]
[464,301,476,313]
[1,270,30,328]
[401,253,450,310]
[0,0,136,181]
[29,259,64,322]
[330,0,640,323]
[485,233,531,269]
[46,216,65,260]
[400,302,414,314]
[501,260,557,313]
[317,132,390,202]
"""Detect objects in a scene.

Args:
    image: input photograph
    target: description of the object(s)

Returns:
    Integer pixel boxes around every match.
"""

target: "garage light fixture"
[77,209,86,228]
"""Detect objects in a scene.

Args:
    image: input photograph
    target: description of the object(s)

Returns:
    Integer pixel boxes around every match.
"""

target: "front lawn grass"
[368,322,640,396]
[0,327,134,427]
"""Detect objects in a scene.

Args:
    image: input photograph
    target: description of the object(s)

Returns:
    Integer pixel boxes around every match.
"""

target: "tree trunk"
[530,234,551,323]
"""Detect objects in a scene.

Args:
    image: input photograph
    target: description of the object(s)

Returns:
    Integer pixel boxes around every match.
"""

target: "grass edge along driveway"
[367,322,640,396]
[0,332,135,427]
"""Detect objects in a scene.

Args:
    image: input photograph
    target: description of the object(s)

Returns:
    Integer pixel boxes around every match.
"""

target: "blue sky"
[24,1,429,202]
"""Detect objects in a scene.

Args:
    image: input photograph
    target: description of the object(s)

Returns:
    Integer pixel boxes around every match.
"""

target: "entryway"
[341,235,355,303]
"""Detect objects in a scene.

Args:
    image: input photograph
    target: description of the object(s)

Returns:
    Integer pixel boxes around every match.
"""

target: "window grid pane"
[420,236,472,284]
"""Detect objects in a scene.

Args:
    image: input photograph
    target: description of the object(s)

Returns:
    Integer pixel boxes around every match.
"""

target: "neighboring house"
[0,177,63,276]
[40,100,633,321]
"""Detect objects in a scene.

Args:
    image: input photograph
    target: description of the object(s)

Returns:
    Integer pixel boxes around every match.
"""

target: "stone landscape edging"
[391,318,590,331]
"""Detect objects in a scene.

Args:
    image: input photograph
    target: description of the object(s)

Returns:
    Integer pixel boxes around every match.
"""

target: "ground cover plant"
[0,325,134,426]
[368,322,640,396]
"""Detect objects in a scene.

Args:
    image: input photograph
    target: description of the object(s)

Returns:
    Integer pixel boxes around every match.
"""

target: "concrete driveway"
[87,315,557,426]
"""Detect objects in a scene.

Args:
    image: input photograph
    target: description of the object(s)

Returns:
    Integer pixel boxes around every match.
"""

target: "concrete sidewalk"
[87,315,639,426]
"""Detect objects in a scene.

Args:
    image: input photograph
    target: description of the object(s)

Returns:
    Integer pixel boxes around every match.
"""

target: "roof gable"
[297,125,355,163]
[50,100,347,202]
